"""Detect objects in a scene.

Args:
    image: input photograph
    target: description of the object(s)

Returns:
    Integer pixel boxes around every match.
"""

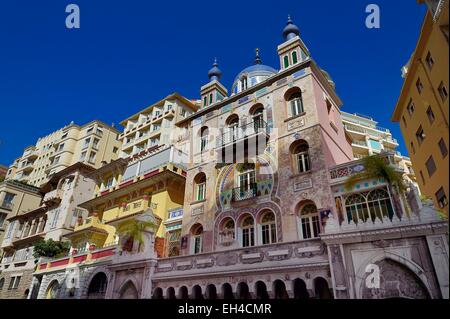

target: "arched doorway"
[87,272,108,299]
[153,287,163,299]
[179,286,189,299]
[237,282,251,299]
[255,281,269,299]
[206,284,217,299]
[222,283,234,299]
[361,259,430,299]
[166,287,176,299]
[293,278,309,299]
[192,285,204,299]
[120,281,139,299]
[314,277,333,299]
[46,280,60,299]
[273,280,289,299]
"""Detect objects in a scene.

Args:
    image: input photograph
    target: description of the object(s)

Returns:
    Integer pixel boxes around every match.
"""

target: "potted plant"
[88,244,96,251]
[120,199,128,208]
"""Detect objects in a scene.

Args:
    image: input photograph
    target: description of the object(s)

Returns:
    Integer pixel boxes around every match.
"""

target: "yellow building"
[5,120,122,187]
[392,0,449,215]
[67,145,187,258]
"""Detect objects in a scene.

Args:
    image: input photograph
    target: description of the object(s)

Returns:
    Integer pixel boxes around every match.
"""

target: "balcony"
[232,183,258,202]
[344,124,366,135]
[17,161,34,173]
[218,120,269,147]
[0,201,13,211]
[351,140,368,148]
[43,189,63,206]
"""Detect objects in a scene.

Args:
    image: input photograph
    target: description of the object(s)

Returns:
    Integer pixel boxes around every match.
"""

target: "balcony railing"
[218,119,268,147]
[351,140,367,147]
[232,183,258,202]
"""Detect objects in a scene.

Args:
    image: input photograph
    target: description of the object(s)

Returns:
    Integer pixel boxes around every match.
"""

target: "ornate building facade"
[13,16,449,300]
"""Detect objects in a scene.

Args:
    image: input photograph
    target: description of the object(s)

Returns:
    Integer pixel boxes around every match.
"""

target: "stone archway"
[361,259,431,299]
[119,281,139,299]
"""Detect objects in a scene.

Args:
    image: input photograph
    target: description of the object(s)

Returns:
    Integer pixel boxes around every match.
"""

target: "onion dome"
[282,15,300,41]
[208,58,222,81]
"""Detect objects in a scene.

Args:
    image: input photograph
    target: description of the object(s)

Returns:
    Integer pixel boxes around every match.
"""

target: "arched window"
[240,76,248,91]
[235,164,256,200]
[199,126,208,152]
[226,115,240,142]
[283,55,289,68]
[260,211,277,245]
[120,281,138,299]
[219,217,235,245]
[87,272,108,299]
[179,286,189,299]
[345,193,369,223]
[292,51,298,64]
[194,173,206,201]
[367,188,394,221]
[298,203,320,239]
[166,287,176,299]
[240,215,255,247]
[290,140,311,173]
[287,91,304,117]
[191,224,203,254]
[250,105,264,131]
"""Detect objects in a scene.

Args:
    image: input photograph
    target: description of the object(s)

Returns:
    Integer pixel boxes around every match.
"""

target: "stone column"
[327,244,350,299]
[426,235,449,299]
[141,261,157,299]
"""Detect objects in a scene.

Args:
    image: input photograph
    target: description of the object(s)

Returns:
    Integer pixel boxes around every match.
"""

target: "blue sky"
[0,0,426,166]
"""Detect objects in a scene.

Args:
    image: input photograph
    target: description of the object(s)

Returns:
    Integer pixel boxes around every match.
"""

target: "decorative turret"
[282,15,300,41]
[277,15,310,70]
[207,58,222,82]
[200,58,228,108]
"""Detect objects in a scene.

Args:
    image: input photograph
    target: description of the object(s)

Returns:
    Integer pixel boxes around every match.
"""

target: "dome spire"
[254,48,262,65]
[208,57,222,81]
[282,14,300,41]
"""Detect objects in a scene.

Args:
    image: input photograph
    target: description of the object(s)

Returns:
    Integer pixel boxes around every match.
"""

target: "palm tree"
[119,218,158,252]
[345,155,406,217]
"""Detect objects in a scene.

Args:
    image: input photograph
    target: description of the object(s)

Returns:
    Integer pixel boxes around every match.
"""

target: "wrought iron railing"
[218,119,268,147]
[232,183,258,202]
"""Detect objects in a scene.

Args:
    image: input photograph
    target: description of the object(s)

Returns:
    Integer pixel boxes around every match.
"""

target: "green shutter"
[203,96,207,107]
[292,51,298,64]
[284,56,289,68]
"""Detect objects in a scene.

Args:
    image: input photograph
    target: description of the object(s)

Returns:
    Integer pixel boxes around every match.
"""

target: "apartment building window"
[426,106,435,124]
[194,173,206,201]
[113,147,118,154]
[426,51,434,70]
[80,151,87,161]
[299,203,320,239]
[87,126,94,133]
[92,138,100,149]
[425,156,437,177]
[419,170,425,185]
[416,78,424,94]
[288,91,304,117]
[241,215,255,247]
[260,211,277,245]
[0,214,6,228]
[200,126,208,152]
[435,187,448,209]
[407,99,415,116]
[410,142,416,154]
[291,140,311,173]
[96,127,103,135]
[180,108,187,117]
[5,220,15,238]
[191,224,203,254]
[8,276,21,290]
[438,138,448,158]
[88,152,97,163]
[58,143,64,152]
[54,156,60,165]
[61,132,68,139]
[416,126,425,145]
[438,82,448,101]
[3,192,15,207]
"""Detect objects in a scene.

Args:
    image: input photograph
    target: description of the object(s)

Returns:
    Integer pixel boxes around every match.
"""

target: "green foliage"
[32,239,70,259]
[345,155,405,192]
[118,219,157,252]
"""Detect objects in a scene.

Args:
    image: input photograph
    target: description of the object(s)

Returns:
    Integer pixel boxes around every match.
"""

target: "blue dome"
[283,15,300,41]
[231,50,277,94]
[208,58,222,81]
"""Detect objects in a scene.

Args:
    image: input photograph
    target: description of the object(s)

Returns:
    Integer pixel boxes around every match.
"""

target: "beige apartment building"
[5,121,122,187]
[342,111,418,187]
[119,93,199,158]
[392,0,449,215]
